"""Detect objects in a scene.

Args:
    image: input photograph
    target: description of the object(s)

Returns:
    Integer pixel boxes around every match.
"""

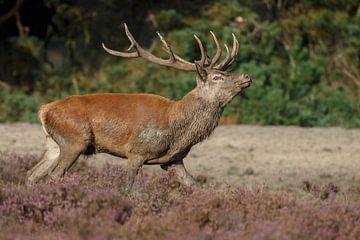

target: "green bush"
[0,89,39,122]
[0,0,358,127]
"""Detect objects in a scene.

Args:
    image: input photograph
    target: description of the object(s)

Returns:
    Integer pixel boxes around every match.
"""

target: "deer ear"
[195,62,207,82]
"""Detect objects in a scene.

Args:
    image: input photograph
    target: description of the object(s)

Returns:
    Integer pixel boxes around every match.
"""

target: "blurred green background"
[0,0,359,127]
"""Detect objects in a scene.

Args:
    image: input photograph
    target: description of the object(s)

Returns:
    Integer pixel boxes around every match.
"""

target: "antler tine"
[102,23,140,58]
[214,33,239,70]
[227,33,239,66]
[161,46,194,64]
[157,31,175,62]
[193,34,207,66]
[124,23,140,52]
[209,31,222,67]
[224,44,230,58]
[102,42,138,57]
[158,33,203,66]
[213,44,230,69]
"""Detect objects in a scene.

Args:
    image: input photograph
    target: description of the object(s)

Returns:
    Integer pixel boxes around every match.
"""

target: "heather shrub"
[1,153,360,239]
[0,152,37,183]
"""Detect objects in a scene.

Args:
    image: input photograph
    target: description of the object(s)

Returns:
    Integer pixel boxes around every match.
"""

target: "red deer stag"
[27,24,252,191]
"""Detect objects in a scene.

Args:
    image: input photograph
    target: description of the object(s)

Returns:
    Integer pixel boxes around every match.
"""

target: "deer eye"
[213,75,224,81]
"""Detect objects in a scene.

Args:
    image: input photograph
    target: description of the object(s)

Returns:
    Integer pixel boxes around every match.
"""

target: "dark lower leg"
[26,152,51,185]
[26,151,46,178]
[123,157,144,194]
[162,161,197,187]
[27,149,60,184]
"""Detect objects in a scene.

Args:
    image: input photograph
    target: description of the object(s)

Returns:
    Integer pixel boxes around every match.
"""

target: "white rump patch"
[45,136,60,161]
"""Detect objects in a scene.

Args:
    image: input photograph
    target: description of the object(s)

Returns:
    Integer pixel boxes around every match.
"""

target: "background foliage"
[0,0,359,127]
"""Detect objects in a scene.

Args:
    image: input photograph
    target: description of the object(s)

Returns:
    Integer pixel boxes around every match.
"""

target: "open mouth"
[241,80,252,88]
[236,81,252,96]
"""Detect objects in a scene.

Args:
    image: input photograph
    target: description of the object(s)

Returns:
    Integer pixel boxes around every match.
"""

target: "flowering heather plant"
[1,152,360,239]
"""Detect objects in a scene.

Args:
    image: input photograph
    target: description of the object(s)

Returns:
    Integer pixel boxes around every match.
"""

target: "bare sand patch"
[1,123,359,195]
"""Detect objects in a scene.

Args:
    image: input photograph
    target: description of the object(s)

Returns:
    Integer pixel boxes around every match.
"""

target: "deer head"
[102,24,252,107]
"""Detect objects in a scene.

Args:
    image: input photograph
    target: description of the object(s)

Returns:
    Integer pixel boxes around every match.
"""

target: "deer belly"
[134,128,171,157]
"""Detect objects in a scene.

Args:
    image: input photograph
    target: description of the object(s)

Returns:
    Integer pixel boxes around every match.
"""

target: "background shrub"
[0,0,359,126]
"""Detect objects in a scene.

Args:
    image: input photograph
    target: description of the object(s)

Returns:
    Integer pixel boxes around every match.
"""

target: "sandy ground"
[1,123,360,194]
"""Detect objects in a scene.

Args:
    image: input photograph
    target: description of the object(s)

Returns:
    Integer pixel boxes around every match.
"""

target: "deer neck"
[169,89,224,147]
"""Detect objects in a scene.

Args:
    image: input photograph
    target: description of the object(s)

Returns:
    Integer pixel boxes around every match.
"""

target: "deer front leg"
[123,156,145,194]
[161,160,197,187]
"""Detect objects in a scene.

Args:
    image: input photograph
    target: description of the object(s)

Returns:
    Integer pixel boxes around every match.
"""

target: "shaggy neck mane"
[169,89,223,147]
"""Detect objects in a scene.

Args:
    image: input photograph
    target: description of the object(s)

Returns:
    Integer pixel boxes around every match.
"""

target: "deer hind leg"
[48,142,85,181]
[161,160,197,187]
[27,135,60,184]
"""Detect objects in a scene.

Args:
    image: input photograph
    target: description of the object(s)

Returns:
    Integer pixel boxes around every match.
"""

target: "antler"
[102,23,239,71]
[213,33,239,70]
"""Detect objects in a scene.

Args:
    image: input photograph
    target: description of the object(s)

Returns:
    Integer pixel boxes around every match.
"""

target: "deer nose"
[243,74,253,82]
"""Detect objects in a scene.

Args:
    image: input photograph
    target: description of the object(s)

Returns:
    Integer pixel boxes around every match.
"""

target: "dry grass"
[1,152,360,239]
